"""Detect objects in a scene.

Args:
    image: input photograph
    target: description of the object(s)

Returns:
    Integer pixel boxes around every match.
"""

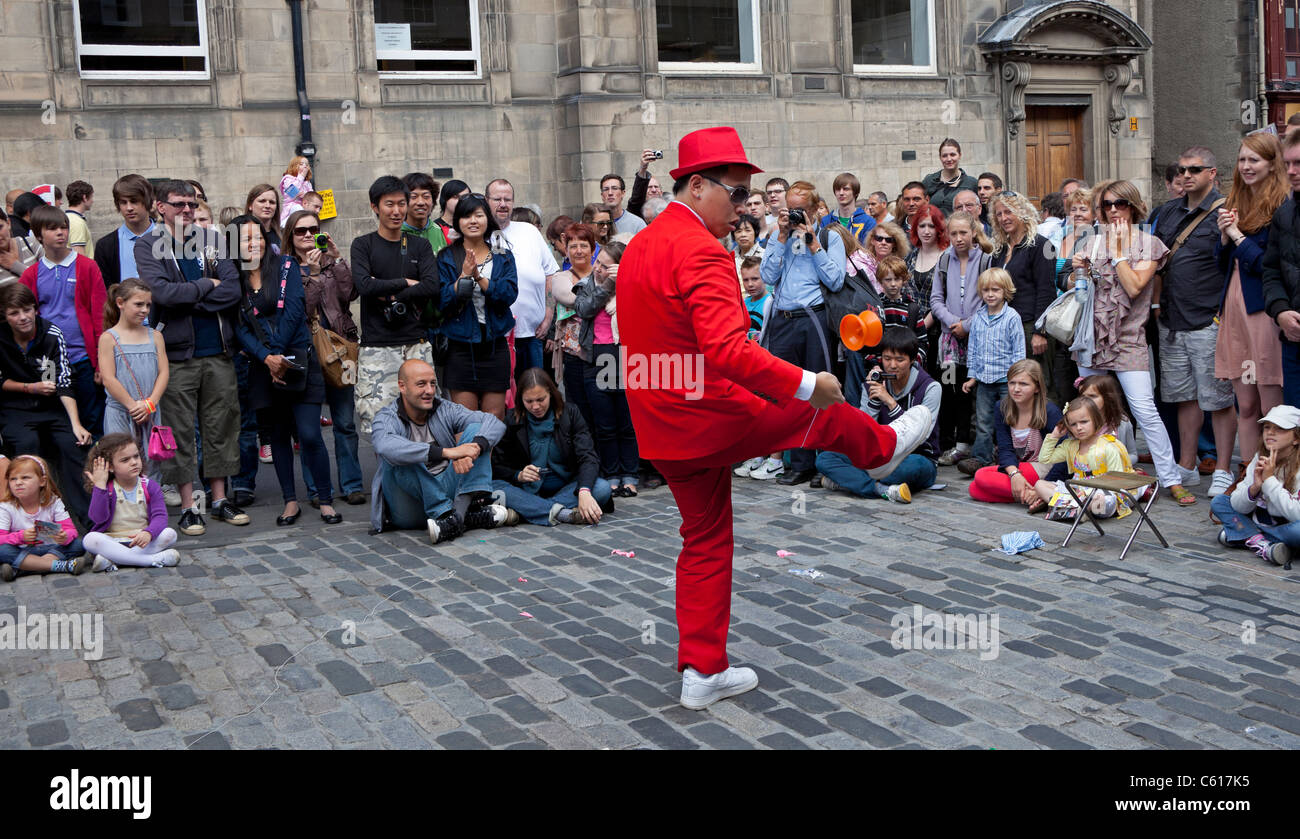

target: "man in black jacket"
[93,174,155,290]
[134,179,247,537]
[1262,130,1300,406]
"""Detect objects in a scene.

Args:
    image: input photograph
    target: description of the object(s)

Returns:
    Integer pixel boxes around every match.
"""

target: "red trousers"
[654,398,897,674]
[968,463,1042,503]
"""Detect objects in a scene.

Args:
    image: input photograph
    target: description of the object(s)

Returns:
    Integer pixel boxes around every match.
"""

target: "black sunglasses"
[872,235,894,243]
[1177,165,1209,175]
[294,225,321,235]
[1099,199,1132,210]
[698,174,750,203]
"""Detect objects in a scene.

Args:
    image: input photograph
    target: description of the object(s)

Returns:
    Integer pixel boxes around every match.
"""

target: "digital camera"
[787,208,807,227]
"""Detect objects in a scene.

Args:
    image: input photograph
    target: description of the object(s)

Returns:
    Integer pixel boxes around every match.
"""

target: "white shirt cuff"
[795,370,816,401]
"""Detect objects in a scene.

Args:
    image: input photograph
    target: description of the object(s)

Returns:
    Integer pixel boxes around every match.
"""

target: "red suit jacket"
[618,201,804,460]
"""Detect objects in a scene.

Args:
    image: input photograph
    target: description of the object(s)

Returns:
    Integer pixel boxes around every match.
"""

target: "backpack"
[817,227,883,340]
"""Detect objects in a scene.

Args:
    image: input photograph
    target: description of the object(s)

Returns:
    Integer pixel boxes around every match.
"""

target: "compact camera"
[651,150,664,160]
[867,368,894,384]
[314,233,330,251]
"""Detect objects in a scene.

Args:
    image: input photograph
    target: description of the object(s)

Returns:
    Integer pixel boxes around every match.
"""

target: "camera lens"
[391,302,407,317]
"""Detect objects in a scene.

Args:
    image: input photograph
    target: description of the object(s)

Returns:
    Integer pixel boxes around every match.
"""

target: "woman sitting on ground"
[491,368,613,526]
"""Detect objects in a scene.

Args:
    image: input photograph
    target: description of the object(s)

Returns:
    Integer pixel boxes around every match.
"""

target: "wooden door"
[1023,106,1086,205]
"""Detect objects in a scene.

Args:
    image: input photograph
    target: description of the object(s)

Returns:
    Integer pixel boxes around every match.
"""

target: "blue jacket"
[994,398,1068,481]
[1216,226,1269,315]
[234,255,311,360]
[437,245,519,342]
[818,206,877,245]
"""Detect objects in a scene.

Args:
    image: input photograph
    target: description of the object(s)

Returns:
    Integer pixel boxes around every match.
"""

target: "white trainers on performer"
[867,405,933,480]
[680,665,760,710]
[733,457,764,478]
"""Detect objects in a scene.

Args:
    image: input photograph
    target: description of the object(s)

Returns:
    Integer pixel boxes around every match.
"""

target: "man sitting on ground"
[370,359,516,543]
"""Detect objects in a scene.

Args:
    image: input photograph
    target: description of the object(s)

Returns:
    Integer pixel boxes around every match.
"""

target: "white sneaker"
[162,484,181,508]
[91,555,117,573]
[883,483,912,503]
[821,475,841,492]
[680,665,759,710]
[734,457,764,478]
[750,457,785,480]
[1177,464,1202,487]
[1207,469,1234,497]
[151,549,180,568]
[868,405,933,480]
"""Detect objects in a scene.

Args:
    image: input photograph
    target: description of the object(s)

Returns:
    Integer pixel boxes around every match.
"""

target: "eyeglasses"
[294,225,321,236]
[766,187,786,195]
[698,175,750,203]
[1177,165,1209,175]
[1099,199,1132,210]
[165,200,199,210]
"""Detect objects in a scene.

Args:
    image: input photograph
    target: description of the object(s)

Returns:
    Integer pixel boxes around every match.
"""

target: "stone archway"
[979,0,1153,192]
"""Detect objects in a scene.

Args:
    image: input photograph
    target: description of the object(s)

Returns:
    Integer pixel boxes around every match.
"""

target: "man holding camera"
[759,179,846,486]
[351,176,442,435]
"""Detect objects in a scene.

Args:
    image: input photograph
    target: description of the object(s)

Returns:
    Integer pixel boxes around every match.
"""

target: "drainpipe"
[1259,0,1269,129]
[287,0,316,163]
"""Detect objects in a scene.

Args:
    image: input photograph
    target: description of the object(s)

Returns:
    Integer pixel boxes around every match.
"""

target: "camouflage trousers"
[355,341,433,435]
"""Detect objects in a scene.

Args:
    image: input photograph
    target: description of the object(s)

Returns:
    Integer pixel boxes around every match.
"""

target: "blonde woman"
[990,189,1058,392]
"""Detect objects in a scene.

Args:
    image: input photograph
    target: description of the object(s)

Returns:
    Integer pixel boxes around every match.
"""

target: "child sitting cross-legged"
[0,454,90,580]
[1032,396,1135,519]
[815,325,940,503]
[1211,405,1300,568]
[82,433,180,570]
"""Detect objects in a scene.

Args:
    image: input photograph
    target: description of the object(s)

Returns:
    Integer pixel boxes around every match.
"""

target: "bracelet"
[1113,256,1129,266]
[579,487,591,494]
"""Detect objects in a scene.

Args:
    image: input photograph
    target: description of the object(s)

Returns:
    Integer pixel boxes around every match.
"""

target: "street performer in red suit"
[618,127,932,709]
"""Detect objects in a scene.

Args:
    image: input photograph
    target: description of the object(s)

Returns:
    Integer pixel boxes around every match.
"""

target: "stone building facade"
[1,0,1160,242]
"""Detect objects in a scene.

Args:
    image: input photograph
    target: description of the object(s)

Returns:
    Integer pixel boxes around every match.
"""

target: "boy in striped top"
[962,268,1025,470]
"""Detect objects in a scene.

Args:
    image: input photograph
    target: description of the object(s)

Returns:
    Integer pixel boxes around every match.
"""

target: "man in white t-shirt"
[486,178,559,374]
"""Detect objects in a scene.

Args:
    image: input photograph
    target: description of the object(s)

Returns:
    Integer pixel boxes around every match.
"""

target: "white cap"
[1259,405,1300,430]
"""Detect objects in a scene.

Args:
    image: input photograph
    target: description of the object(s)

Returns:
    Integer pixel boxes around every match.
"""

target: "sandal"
[1027,498,1048,515]
[622,484,638,498]
[1169,484,1197,506]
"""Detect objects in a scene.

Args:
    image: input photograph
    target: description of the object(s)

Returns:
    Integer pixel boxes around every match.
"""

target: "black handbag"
[241,257,310,392]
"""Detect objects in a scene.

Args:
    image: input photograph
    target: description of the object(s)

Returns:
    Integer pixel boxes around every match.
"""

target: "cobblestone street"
[3,446,1298,750]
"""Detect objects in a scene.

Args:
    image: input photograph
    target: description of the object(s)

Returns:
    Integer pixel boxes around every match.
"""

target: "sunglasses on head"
[1100,198,1132,210]
[1177,165,1209,175]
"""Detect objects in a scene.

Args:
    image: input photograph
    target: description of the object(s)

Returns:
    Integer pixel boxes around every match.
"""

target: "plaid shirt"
[966,303,1025,383]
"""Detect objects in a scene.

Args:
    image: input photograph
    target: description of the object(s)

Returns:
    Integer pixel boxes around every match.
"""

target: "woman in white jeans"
[1071,179,1194,504]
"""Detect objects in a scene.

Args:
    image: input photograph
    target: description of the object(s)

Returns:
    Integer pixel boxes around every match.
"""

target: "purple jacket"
[88,477,168,540]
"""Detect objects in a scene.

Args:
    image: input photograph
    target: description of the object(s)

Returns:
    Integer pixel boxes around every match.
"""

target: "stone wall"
[0,0,1159,247]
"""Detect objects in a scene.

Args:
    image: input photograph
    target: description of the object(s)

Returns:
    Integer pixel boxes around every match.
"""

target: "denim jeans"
[0,537,85,568]
[973,381,1008,464]
[491,478,612,526]
[1212,494,1300,547]
[380,423,491,528]
[305,384,364,498]
[231,354,260,495]
[515,337,544,377]
[262,400,332,505]
[815,451,937,498]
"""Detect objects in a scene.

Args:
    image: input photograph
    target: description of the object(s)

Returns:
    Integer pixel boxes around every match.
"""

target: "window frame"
[374,0,483,80]
[73,0,211,81]
[656,0,764,76]
[850,0,938,77]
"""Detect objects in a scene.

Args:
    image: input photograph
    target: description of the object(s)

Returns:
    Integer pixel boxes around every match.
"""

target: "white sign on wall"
[374,23,411,52]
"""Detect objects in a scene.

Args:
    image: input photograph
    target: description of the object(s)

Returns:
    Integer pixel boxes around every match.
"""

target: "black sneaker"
[210,499,250,525]
[427,511,462,544]
[0,563,14,582]
[231,489,255,508]
[178,508,206,536]
[463,504,508,531]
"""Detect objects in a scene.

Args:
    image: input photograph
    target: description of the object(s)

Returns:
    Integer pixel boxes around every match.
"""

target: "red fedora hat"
[669,126,764,181]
